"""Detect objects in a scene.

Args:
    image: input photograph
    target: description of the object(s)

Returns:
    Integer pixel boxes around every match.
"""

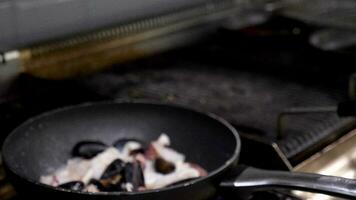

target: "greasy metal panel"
[15,0,89,46]
[0,2,15,49]
[0,0,212,51]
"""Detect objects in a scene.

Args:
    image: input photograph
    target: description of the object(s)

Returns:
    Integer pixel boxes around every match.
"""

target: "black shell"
[124,161,145,191]
[89,179,105,191]
[58,181,84,191]
[154,157,175,174]
[89,179,123,192]
[113,138,146,153]
[72,141,107,159]
[100,159,125,179]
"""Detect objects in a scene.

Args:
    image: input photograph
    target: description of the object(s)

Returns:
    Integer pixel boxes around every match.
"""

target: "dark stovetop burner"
[0,16,354,200]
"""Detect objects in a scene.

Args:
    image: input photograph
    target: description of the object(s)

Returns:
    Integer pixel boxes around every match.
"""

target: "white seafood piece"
[157,133,170,146]
[85,184,100,193]
[87,147,129,180]
[40,175,58,186]
[144,160,200,189]
[120,141,142,157]
[152,142,185,164]
[41,134,207,192]
[41,147,128,186]
[40,158,90,186]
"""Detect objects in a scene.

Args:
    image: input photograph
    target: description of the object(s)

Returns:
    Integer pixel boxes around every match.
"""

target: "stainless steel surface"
[0,0,242,80]
[0,0,269,51]
[294,129,356,200]
[24,0,238,57]
[0,0,213,51]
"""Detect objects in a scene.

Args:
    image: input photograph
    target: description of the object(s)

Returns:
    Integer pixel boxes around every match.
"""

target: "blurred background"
[1,0,356,199]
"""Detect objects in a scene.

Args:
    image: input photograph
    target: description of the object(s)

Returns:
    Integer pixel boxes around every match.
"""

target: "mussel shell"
[89,179,123,192]
[129,148,145,155]
[58,181,85,191]
[72,141,107,159]
[154,157,175,174]
[113,138,146,151]
[89,179,105,191]
[100,159,125,179]
[124,161,145,191]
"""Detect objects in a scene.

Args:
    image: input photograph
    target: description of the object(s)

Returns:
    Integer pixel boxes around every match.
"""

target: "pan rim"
[2,100,241,196]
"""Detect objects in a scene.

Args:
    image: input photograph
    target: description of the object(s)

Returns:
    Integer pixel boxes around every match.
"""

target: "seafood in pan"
[40,134,207,193]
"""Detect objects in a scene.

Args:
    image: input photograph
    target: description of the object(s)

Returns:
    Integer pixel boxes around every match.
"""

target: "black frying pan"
[2,102,356,200]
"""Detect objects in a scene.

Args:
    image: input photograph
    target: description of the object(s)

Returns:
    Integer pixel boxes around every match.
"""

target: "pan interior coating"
[2,103,238,186]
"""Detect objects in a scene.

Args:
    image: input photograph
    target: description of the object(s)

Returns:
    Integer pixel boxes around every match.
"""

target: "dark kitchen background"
[1,0,356,199]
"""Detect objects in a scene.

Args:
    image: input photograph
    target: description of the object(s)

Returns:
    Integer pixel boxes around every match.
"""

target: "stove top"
[0,16,355,200]
[81,60,354,161]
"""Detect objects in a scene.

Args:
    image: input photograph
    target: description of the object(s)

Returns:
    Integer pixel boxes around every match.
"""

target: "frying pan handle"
[220,166,356,199]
